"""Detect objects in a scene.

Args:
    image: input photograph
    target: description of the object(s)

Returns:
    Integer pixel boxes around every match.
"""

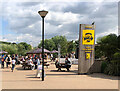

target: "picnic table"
[55,62,71,71]
[21,62,32,70]
[21,61,50,69]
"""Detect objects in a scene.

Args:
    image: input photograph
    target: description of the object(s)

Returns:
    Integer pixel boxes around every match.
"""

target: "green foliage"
[96,34,118,61]
[38,36,77,56]
[97,34,120,76]
[17,42,32,55]
[18,42,32,50]
[1,44,18,55]
[101,60,120,76]
[38,36,68,55]
[38,39,55,51]
[101,61,108,73]
[95,45,104,59]
[1,41,32,56]
[113,52,120,60]
[51,36,68,55]
[67,40,76,53]
[104,60,120,76]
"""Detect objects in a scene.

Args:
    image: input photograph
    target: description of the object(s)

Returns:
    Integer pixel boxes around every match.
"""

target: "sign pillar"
[78,24,95,74]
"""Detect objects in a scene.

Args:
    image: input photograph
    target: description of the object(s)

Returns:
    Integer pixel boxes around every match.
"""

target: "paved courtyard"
[0,62,119,89]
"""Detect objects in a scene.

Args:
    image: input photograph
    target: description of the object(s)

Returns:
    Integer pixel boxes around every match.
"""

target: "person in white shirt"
[11,57,16,72]
[36,58,42,77]
[28,57,35,70]
[35,59,46,78]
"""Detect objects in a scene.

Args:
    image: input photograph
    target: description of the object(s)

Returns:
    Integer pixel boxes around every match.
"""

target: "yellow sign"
[82,30,94,45]
[86,53,90,60]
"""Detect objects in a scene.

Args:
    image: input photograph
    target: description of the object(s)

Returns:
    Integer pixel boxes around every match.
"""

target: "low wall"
[89,59,103,73]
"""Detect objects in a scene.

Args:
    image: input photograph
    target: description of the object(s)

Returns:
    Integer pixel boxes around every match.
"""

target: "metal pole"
[42,17,44,81]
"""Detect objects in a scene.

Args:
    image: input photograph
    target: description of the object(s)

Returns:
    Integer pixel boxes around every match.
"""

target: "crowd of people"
[0,53,75,73]
[0,54,42,72]
[0,54,18,72]
[20,55,41,70]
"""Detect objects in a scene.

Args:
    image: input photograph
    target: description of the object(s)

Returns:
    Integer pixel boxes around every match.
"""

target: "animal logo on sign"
[84,33,93,42]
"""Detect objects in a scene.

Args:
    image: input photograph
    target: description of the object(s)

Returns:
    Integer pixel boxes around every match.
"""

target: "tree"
[17,42,32,55]
[1,44,18,55]
[96,34,118,61]
[38,39,55,51]
[1,41,32,56]
[67,40,76,53]
[52,36,68,55]
[17,43,25,55]
[38,36,68,55]
[18,42,32,50]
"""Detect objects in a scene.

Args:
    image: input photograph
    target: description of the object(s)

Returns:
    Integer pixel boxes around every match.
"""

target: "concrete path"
[1,62,119,89]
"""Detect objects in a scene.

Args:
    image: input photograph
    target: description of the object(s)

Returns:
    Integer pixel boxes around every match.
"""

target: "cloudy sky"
[0,0,119,46]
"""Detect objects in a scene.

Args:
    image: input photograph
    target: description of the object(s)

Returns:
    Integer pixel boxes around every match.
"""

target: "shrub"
[101,61,107,73]
[104,60,120,76]
[113,52,120,60]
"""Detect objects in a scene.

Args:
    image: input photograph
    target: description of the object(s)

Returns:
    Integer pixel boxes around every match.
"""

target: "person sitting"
[55,59,61,71]
[28,57,35,70]
[65,57,71,71]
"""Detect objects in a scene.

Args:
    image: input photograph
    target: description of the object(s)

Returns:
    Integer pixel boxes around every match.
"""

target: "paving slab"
[1,62,119,89]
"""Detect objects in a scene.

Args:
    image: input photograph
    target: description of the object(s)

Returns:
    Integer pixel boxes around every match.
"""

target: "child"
[11,57,16,72]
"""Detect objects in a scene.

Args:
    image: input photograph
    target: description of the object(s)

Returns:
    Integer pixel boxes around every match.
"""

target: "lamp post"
[38,10,48,81]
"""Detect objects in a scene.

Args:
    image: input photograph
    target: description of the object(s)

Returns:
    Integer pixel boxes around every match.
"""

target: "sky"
[0,0,119,47]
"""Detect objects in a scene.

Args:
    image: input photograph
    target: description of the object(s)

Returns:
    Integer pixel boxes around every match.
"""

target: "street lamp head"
[38,10,48,18]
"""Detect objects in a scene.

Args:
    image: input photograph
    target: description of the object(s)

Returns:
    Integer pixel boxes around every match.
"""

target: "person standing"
[5,55,12,68]
[11,57,16,72]
[34,57,39,69]
[15,54,19,65]
[36,57,41,77]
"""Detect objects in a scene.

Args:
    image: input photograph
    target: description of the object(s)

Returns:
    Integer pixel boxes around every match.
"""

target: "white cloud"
[1,1,118,47]
[1,34,41,46]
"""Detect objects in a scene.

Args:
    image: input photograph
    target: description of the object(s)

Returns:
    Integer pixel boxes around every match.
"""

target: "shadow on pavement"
[26,76,37,78]
[88,73,119,80]
[46,70,78,76]
[46,74,77,76]
[15,66,31,71]
[50,70,119,80]
[50,70,66,72]
[50,70,78,73]
[26,74,36,76]
[1,70,11,72]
